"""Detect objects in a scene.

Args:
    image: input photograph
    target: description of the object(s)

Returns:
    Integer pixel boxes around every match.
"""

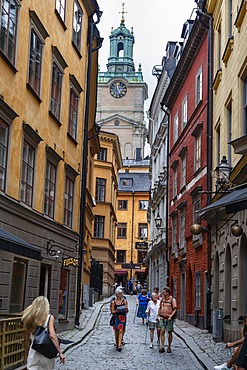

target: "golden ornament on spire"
[119,2,127,23]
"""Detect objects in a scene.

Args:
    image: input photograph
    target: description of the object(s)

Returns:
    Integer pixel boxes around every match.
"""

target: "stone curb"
[62,298,112,353]
[174,323,218,370]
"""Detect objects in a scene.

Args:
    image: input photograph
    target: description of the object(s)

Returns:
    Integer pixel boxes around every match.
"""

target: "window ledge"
[222,37,234,66]
[170,251,178,260]
[192,234,203,249]
[26,83,42,103]
[54,9,67,31]
[72,41,82,59]
[213,68,222,92]
[179,246,186,256]
[49,110,62,126]
[67,132,78,145]
[0,50,17,73]
[234,0,247,32]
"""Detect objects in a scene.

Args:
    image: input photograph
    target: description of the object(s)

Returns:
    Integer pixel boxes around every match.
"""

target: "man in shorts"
[158,287,177,353]
[146,293,160,348]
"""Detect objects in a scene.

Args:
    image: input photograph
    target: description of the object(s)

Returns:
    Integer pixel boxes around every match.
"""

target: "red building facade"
[162,18,210,329]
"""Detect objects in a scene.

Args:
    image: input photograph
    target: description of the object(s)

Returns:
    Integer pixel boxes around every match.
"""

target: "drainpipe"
[75,9,103,327]
[196,5,213,332]
[161,105,170,287]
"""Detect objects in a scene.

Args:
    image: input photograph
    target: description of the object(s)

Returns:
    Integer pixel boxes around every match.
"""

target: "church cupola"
[106,3,135,74]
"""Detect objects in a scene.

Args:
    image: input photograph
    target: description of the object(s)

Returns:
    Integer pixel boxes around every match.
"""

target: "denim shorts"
[159,318,174,332]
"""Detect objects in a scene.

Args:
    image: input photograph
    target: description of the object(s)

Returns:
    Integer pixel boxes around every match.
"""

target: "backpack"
[160,297,177,319]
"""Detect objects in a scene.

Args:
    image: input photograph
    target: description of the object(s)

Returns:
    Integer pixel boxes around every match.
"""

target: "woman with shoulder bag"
[21,296,65,369]
[110,287,128,352]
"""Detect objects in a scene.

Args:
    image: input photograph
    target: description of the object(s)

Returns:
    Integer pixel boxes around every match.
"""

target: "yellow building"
[115,162,150,290]
[0,0,101,330]
[203,0,247,340]
[91,131,122,298]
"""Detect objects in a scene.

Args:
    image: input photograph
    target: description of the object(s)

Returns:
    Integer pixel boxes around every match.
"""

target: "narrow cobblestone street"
[55,296,205,369]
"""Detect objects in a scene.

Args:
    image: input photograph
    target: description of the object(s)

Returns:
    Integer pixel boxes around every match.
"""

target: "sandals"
[116,346,122,352]
[167,348,171,353]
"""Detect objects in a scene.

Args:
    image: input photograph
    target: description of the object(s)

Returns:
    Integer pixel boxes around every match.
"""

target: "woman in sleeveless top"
[110,287,128,351]
[22,296,65,369]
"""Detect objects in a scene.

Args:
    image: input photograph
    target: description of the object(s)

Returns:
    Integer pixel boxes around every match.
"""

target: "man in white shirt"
[146,293,160,348]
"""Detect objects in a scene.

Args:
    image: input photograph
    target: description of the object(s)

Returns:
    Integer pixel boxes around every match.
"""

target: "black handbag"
[32,315,58,359]
[110,314,116,326]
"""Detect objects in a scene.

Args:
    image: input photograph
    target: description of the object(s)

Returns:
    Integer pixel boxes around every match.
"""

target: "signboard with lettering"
[121,263,142,269]
[62,257,78,267]
[135,241,148,250]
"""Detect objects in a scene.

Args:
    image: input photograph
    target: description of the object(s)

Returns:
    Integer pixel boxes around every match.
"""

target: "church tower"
[96,4,148,162]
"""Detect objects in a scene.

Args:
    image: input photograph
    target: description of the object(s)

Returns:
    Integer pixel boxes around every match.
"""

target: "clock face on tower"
[109,81,127,98]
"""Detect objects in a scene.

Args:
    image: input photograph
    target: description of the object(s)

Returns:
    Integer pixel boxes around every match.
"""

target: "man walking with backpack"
[158,287,177,353]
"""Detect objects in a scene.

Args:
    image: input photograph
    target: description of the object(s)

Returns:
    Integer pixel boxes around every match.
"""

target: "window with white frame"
[139,200,148,210]
[172,217,177,254]
[195,66,202,105]
[55,0,66,23]
[228,0,232,38]
[63,175,74,228]
[21,140,35,206]
[44,160,56,218]
[118,200,128,210]
[116,250,126,263]
[173,167,178,198]
[180,209,186,249]
[0,0,19,65]
[194,133,201,172]
[72,0,83,52]
[95,178,106,202]
[50,48,67,122]
[217,22,221,70]
[174,112,179,142]
[138,223,148,239]
[117,223,127,238]
[181,155,186,189]
[182,95,188,129]
[216,123,221,166]
[195,271,201,308]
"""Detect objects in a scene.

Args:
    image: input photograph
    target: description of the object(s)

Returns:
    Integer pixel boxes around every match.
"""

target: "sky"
[97,0,196,114]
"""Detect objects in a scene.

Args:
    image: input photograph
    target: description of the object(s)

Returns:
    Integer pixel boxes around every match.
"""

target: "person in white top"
[146,293,160,348]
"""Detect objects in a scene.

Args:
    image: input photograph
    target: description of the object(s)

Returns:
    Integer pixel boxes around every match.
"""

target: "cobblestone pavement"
[55,296,231,370]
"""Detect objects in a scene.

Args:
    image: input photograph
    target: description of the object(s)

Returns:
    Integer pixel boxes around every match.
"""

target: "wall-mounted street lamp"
[155,212,162,229]
[214,156,233,190]
[191,221,243,237]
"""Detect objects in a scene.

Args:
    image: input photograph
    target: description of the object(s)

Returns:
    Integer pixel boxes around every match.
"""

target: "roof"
[118,172,150,192]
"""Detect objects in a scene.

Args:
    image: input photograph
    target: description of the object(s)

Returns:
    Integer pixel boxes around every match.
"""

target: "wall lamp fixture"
[155,212,162,229]
[47,239,65,257]
[191,221,243,237]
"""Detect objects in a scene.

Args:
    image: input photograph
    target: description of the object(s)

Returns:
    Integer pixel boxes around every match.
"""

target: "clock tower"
[96,6,148,161]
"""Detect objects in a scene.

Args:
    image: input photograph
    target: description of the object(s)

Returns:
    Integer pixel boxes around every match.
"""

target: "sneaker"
[149,343,153,348]
[214,364,230,370]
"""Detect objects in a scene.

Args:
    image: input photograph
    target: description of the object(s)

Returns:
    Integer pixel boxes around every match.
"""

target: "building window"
[193,195,201,224]
[118,200,128,210]
[217,22,221,70]
[195,66,202,105]
[64,176,74,228]
[28,27,43,96]
[194,134,201,172]
[172,218,177,255]
[44,160,56,218]
[174,112,179,142]
[94,215,104,238]
[116,250,126,263]
[242,75,247,135]
[20,140,35,206]
[173,167,178,198]
[138,223,148,239]
[227,100,232,166]
[55,0,66,23]
[181,155,186,189]
[121,178,132,187]
[58,269,69,320]
[182,95,188,129]
[180,209,186,249]
[228,0,232,38]
[95,178,106,202]
[10,258,27,313]
[0,0,19,65]
[50,60,63,121]
[0,118,9,191]
[68,83,79,140]
[97,147,107,161]
[216,123,221,166]
[72,0,83,52]
[117,223,127,238]
[139,200,148,210]
[195,271,201,308]
[138,251,146,264]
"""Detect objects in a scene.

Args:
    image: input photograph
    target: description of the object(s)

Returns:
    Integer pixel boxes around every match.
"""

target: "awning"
[200,186,247,215]
[0,228,42,261]
[114,270,128,275]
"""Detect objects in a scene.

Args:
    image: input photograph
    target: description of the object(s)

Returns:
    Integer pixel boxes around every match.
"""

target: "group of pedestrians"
[110,286,177,354]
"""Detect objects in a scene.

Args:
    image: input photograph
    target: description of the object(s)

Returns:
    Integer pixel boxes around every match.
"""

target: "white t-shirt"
[146,300,160,323]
